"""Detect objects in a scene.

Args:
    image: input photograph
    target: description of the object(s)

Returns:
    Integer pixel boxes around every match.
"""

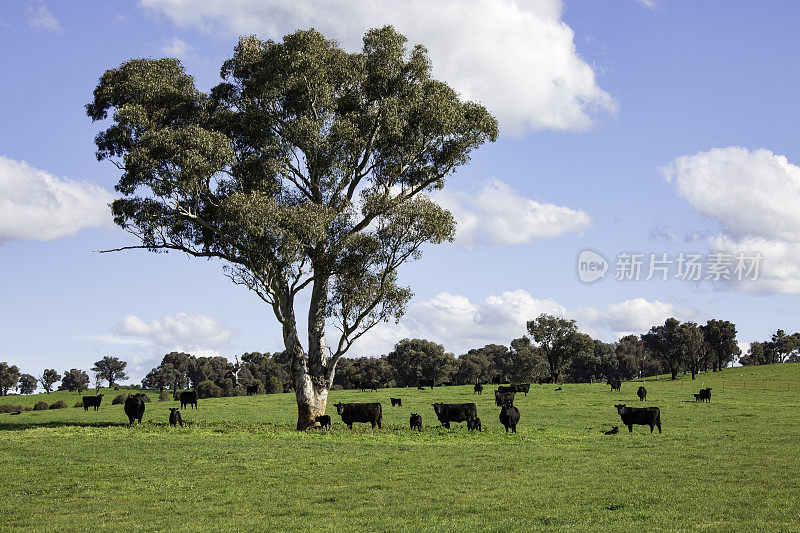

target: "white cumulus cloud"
[140,0,616,135]
[28,4,61,31]
[161,37,191,58]
[112,312,233,353]
[433,179,592,248]
[0,156,114,243]
[577,298,702,338]
[663,146,800,293]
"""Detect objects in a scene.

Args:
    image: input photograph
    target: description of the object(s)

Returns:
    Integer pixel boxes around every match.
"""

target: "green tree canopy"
[60,369,90,393]
[39,369,61,394]
[87,26,497,429]
[386,338,455,387]
[91,356,129,387]
[526,314,580,383]
[18,374,38,395]
[0,362,20,396]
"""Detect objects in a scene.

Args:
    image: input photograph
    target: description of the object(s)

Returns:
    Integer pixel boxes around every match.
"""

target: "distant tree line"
[740,329,800,366]
[2,315,788,396]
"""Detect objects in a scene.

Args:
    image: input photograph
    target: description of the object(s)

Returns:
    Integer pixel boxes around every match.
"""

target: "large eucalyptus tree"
[87,26,497,428]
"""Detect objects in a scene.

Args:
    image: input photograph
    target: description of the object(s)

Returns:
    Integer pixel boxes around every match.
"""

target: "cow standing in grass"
[637,386,647,401]
[409,413,422,432]
[335,403,382,429]
[499,403,520,433]
[124,393,146,425]
[607,379,622,392]
[82,394,103,411]
[169,408,183,427]
[432,403,477,429]
[615,404,661,433]
[180,391,197,409]
[474,383,483,395]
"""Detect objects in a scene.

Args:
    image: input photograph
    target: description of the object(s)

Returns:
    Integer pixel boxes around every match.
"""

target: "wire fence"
[717,379,795,392]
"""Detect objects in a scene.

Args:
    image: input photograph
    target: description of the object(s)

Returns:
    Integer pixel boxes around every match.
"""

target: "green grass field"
[1,364,799,532]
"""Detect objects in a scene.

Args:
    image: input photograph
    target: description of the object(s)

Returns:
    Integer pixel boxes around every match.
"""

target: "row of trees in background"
[3,316,794,397]
[741,329,800,366]
[0,357,128,396]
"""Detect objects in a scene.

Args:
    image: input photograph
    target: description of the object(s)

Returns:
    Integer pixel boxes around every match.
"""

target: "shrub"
[112,393,129,405]
[141,393,152,403]
[197,380,222,399]
[265,376,283,394]
[330,384,344,391]
[33,401,49,411]
[0,404,23,413]
[74,400,83,408]
[49,400,67,409]
[159,389,170,402]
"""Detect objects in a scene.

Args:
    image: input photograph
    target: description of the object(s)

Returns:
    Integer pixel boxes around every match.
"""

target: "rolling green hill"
[1,363,798,531]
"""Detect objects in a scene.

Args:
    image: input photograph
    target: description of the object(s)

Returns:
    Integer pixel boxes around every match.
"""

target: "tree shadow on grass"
[0,420,130,431]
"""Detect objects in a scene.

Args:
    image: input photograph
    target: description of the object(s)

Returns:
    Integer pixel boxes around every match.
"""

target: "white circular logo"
[577,250,608,283]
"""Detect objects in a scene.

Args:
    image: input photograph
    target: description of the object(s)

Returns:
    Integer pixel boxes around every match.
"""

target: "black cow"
[169,407,183,427]
[495,389,515,406]
[607,379,622,392]
[499,403,520,433]
[390,398,402,407]
[431,403,477,428]
[334,402,382,429]
[637,386,647,401]
[615,404,661,433]
[124,393,146,425]
[180,390,197,409]
[467,417,482,432]
[82,394,103,412]
[315,415,331,429]
[603,426,619,435]
[418,379,434,390]
[513,383,531,396]
[693,393,702,402]
[474,383,483,395]
[555,387,563,391]
[246,384,258,396]
[409,413,422,432]
[699,388,712,403]
[497,385,515,393]
[360,381,378,392]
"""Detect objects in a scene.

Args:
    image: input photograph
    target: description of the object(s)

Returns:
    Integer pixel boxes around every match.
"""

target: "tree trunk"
[294,370,329,430]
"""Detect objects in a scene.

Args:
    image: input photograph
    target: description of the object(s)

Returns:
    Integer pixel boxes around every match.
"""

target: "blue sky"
[2,0,799,382]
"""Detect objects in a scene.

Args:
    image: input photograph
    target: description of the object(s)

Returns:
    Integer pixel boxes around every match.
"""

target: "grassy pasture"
[0,364,799,532]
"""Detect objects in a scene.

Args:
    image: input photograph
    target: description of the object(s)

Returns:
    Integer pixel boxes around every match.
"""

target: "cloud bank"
[140,0,616,135]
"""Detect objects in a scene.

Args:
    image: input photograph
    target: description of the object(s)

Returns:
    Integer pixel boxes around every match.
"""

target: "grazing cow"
[409,413,422,432]
[467,417,482,432]
[499,403,520,433]
[555,387,563,391]
[418,379,434,390]
[607,379,622,392]
[474,383,483,395]
[334,403,382,429]
[315,415,331,430]
[246,384,258,396]
[495,390,515,407]
[637,386,647,402]
[169,408,183,427]
[360,381,378,392]
[82,394,103,412]
[124,393,146,425]
[431,403,477,429]
[497,385,515,394]
[180,390,197,409]
[603,426,619,435]
[615,404,661,433]
[699,388,712,403]
[390,398,402,407]
[693,393,702,402]
[513,383,531,396]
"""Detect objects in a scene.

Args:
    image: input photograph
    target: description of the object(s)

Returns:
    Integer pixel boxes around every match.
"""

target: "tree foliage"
[39,369,61,394]
[386,338,455,387]
[526,314,580,383]
[18,374,38,395]
[0,362,20,396]
[60,369,90,393]
[92,356,129,387]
